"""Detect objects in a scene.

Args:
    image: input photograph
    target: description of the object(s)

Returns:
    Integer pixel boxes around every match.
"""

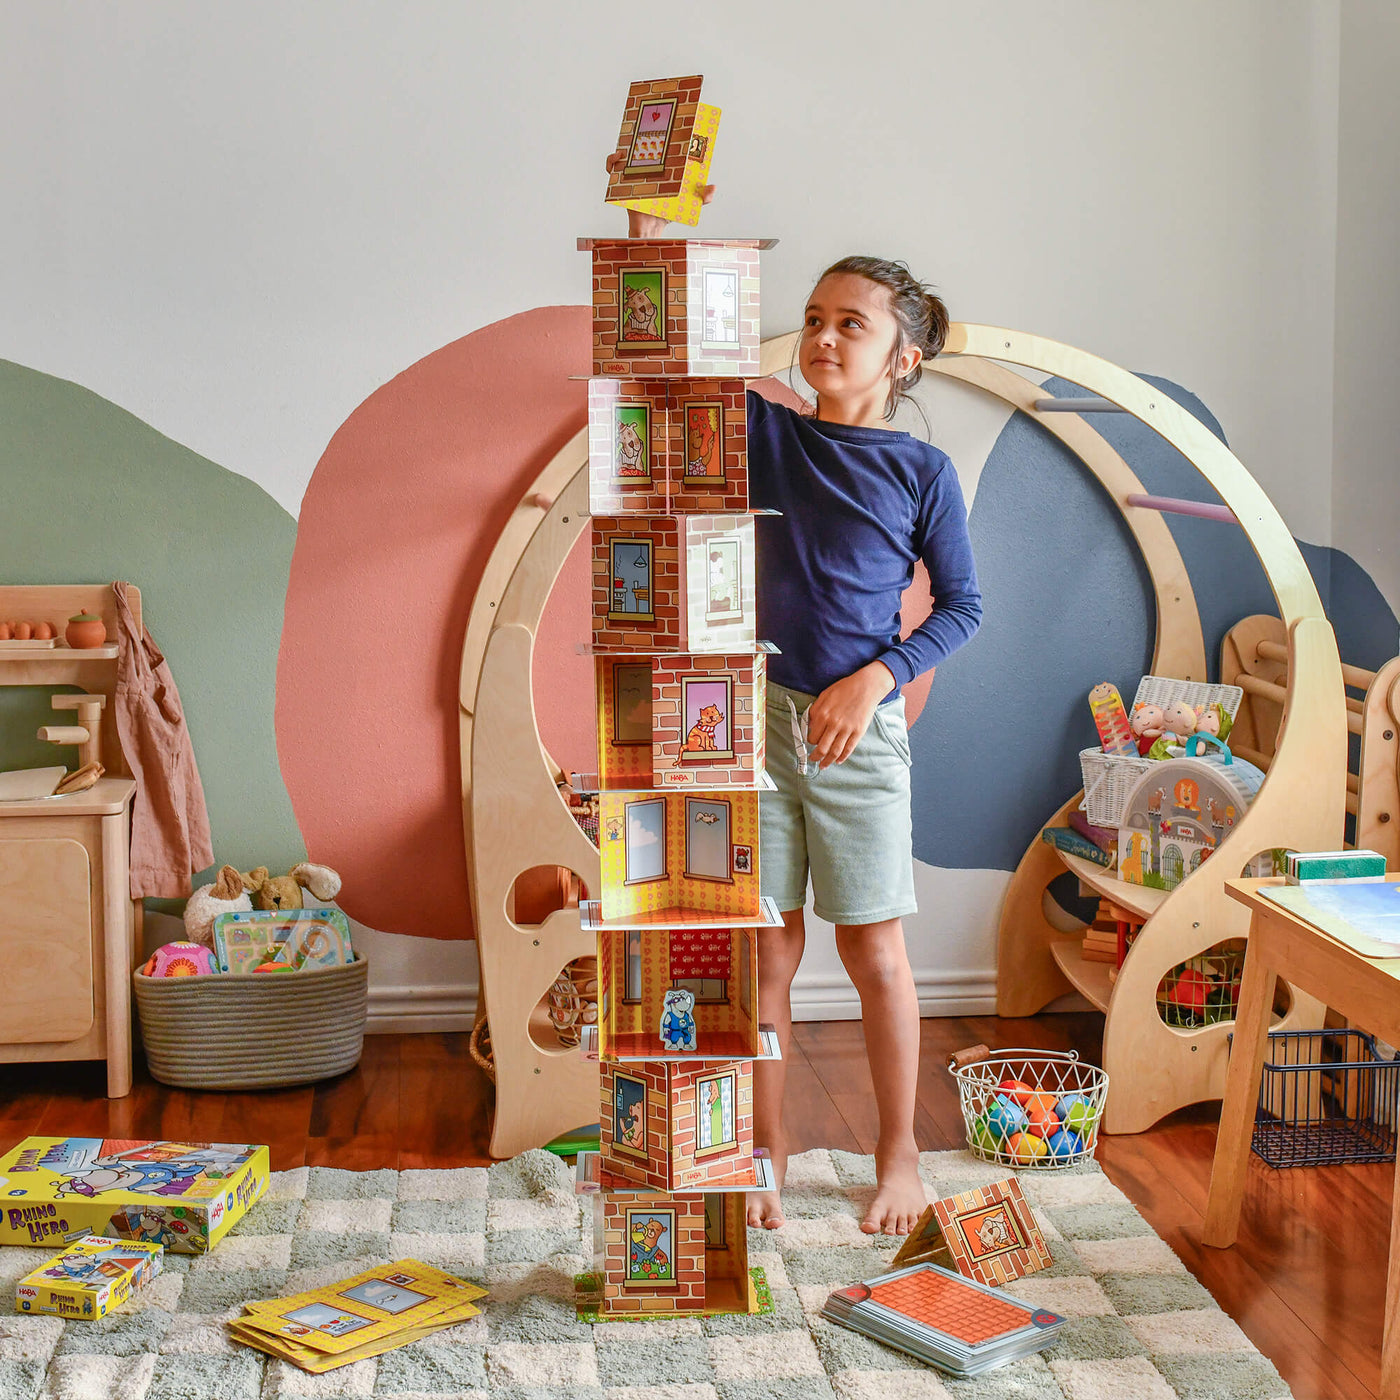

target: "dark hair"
[812,255,950,423]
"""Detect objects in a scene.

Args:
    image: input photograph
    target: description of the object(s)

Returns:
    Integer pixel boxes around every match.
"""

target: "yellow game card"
[618,103,721,228]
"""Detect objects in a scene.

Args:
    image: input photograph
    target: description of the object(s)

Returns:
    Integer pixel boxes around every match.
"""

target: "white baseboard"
[366,968,997,1035]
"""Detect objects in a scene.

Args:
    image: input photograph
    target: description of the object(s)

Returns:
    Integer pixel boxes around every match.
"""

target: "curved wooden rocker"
[461,325,1347,1154]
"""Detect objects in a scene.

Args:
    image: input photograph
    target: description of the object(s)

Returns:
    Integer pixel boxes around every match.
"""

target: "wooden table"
[1205,876,1400,1396]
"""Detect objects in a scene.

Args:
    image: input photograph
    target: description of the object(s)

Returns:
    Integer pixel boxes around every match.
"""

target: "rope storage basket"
[948,1045,1109,1170]
[133,956,368,1090]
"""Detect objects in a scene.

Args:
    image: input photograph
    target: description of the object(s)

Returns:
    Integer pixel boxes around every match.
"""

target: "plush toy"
[183,864,252,948]
[1130,702,1165,756]
[1193,701,1233,743]
[658,988,697,1052]
[240,862,342,911]
[1160,700,1198,744]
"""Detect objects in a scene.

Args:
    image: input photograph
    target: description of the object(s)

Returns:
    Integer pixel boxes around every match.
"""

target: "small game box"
[16,1235,163,1319]
[0,1138,270,1254]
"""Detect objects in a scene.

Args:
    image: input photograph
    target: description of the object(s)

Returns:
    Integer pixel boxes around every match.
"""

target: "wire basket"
[1250,1029,1400,1168]
[947,1045,1109,1170]
[1155,941,1245,1029]
[1079,676,1243,827]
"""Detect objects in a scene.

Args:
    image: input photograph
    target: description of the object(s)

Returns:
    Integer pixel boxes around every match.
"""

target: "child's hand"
[806,662,898,768]
[604,151,715,237]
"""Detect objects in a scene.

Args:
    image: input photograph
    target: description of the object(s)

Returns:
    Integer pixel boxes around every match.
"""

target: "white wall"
[3,1,1341,533]
[6,1,1373,1025]
[1333,1,1400,611]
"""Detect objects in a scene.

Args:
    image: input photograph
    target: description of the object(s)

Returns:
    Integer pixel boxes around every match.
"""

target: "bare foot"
[861,1145,925,1236]
[747,1147,788,1229]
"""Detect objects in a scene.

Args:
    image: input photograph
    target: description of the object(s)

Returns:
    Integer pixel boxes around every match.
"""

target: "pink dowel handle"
[1125,492,1238,525]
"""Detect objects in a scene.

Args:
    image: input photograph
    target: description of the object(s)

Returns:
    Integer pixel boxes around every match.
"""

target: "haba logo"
[16,1285,37,1300]
[209,1198,225,1228]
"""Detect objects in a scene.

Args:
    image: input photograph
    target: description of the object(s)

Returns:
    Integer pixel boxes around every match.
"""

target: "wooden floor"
[1,1013,1388,1399]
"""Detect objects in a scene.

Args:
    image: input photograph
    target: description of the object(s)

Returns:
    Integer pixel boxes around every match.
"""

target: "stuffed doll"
[241,862,342,911]
[1130,702,1166,756]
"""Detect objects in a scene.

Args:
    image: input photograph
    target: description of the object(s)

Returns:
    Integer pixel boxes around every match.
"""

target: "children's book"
[606,75,720,228]
[212,908,354,973]
[891,1179,1052,1287]
[229,1259,487,1372]
[822,1262,1064,1377]
[15,1235,163,1320]
[0,1137,269,1254]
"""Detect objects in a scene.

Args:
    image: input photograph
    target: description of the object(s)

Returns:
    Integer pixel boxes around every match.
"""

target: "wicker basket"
[1079,676,1243,827]
[133,957,368,1090]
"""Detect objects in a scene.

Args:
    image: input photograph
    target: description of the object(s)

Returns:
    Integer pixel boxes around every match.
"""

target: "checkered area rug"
[0,1147,1290,1400]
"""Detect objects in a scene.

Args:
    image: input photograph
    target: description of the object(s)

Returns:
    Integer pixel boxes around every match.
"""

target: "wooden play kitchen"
[0,583,142,1097]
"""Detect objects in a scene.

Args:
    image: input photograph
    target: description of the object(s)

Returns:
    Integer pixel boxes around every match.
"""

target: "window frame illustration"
[623,928,643,1004]
[703,533,743,624]
[624,797,668,885]
[684,796,732,882]
[612,661,653,746]
[623,1205,678,1288]
[731,843,752,875]
[678,675,735,763]
[680,399,726,484]
[611,401,653,488]
[671,976,727,1004]
[617,267,668,353]
[700,265,741,349]
[612,1069,650,1161]
[624,99,678,173]
[608,537,656,623]
[695,1067,738,1158]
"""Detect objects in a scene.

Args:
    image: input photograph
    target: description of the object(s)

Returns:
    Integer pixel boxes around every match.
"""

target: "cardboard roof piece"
[892,1177,1052,1287]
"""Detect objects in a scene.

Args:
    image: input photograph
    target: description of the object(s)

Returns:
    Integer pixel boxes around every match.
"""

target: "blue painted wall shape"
[911,374,1398,873]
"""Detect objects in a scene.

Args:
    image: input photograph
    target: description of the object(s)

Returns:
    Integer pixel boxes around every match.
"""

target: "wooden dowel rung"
[1125,492,1237,525]
[1238,672,1363,734]
[1347,791,1359,816]
[1254,638,1377,692]
[37,726,89,745]
[1032,396,1126,413]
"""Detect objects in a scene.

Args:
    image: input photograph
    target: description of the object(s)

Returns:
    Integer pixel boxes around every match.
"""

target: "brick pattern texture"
[600,1194,707,1313]
[606,76,703,204]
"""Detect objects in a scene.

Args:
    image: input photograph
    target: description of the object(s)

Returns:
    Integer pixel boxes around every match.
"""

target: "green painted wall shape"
[0,360,304,901]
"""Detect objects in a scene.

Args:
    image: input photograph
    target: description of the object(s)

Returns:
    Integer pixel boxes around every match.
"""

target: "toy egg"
[1057,1092,1089,1119]
[1006,1131,1050,1164]
[970,1114,1002,1155]
[1063,1100,1100,1138]
[33,622,54,640]
[1027,1106,1062,1139]
[0,624,10,641]
[985,1095,1029,1140]
[1024,1091,1058,1118]
[12,622,31,641]
[1044,1128,1084,1160]
[145,942,216,977]
[996,1078,1035,1106]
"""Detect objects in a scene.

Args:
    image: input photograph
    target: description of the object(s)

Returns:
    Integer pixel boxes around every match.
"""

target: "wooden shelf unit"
[0,584,142,1097]
[911,330,1348,1137]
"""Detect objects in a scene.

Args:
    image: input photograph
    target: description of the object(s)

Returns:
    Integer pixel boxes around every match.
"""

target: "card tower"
[575,75,780,1320]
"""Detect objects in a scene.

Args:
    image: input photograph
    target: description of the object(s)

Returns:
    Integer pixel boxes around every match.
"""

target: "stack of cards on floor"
[228,1259,487,1372]
[822,1262,1064,1377]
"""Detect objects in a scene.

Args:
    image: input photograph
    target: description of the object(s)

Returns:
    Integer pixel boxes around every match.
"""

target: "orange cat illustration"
[676,703,724,763]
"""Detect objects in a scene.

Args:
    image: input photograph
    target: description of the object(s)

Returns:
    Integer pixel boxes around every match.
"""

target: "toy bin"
[948,1046,1108,1170]
[133,956,368,1090]
[1078,675,1243,827]
[1249,1028,1399,1168]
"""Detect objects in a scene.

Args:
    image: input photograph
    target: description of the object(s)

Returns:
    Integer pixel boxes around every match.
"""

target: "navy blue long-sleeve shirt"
[747,389,982,702]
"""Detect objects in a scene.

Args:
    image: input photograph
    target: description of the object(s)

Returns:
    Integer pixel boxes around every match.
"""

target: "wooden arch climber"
[461,325,1348,1156]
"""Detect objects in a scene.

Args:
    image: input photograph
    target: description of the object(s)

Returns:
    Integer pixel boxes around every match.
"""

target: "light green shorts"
[760,680,917,925]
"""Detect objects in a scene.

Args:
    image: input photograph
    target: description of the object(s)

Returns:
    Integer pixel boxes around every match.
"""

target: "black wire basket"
[1251,1029,1399,1168]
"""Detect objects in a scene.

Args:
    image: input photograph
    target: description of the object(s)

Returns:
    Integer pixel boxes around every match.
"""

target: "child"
[604,159,982,1237]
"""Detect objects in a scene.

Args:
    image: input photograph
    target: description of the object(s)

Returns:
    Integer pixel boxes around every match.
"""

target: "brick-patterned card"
[606,76,715,226]
[891,1178,1051,1287]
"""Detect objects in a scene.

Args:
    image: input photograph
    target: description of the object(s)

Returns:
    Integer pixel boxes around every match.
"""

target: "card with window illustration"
[605,76,719,229]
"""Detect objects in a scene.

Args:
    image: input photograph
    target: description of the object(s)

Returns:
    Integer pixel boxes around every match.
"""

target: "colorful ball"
[1006,1131,1050,1164]
[1044,1128,1084,1160]
[145,942,217,977]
